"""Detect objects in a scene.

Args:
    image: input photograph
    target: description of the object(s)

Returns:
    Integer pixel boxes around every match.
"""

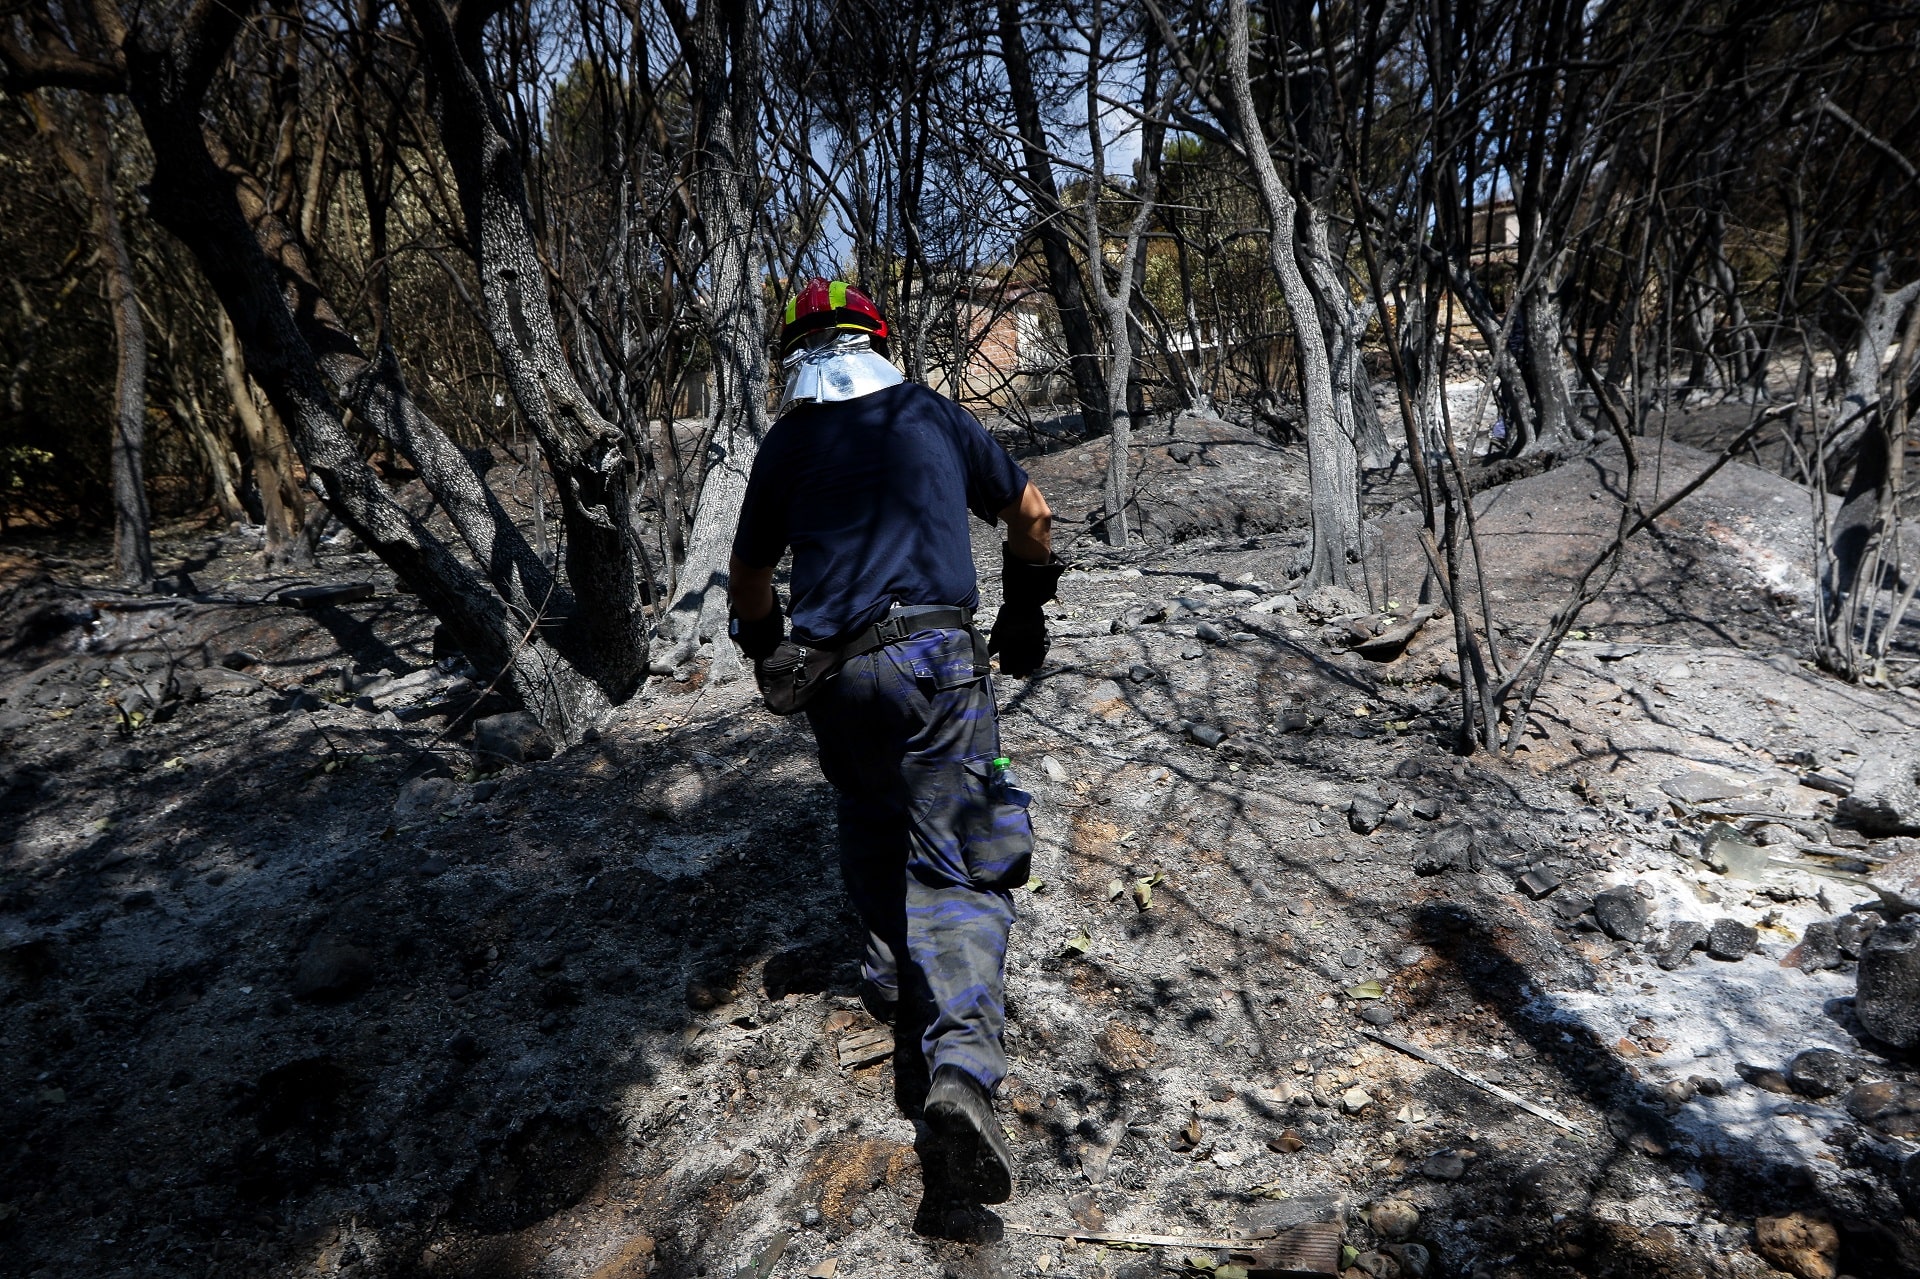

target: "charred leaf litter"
[6,412,1920,1277]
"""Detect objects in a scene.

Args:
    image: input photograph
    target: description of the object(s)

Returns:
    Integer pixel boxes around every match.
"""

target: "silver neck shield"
[777,333,904,416]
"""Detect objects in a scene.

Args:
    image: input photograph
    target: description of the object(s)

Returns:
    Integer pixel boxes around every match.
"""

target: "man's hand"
[727,557,783,659]
[990,482,1060,678]
[989,545,1065,677]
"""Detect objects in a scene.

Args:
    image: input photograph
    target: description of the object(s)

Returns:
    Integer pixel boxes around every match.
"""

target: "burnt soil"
[4,406,1920,1279]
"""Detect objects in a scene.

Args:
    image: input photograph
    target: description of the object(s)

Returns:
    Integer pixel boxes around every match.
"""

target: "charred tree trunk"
[117,4,616,738]
[654,0,774,675]
[33,91,152,587]
[216,308,310,566]
[87,98,153,589]
[400,0,651,700]
[996,0,1108,436]
[1219,0,1359,588]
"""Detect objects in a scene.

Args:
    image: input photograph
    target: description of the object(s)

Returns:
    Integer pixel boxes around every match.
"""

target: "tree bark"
[1219,0,1359,588]
[400,0,651,701]
[996,0,1108,435]
[654,0,774,674]
[119,5,614,738]
[216,308,310,565]
[86,97,153,588]
[33,91,152,587]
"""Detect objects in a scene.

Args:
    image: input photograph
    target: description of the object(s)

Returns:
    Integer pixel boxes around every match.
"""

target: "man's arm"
[997,481,1053,563]
[728,556,776,621]
[988,481,1063,677]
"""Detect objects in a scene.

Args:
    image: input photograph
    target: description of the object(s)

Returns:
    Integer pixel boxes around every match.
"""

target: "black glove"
[729,596,785,662]
[989,546,1066,677]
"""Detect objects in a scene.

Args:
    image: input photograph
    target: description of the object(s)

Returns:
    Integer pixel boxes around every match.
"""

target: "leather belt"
[832,605,975,660]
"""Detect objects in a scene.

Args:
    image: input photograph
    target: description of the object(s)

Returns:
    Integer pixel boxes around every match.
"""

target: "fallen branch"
[1363,1029,1590,1136]
[1001,1223,1277,1249]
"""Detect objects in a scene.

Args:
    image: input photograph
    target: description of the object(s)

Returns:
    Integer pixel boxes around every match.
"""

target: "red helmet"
[780,278,889,358]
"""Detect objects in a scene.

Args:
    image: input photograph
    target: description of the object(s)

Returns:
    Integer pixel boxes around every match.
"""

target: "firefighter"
[727,278,1061,1203]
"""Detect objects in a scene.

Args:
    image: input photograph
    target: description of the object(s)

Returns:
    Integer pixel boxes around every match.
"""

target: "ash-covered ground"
[4,408,1920,1279]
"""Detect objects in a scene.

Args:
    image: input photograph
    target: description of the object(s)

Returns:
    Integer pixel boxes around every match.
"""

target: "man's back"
[733,381,1026,647]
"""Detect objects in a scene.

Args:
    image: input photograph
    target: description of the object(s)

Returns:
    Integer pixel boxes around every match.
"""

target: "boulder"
[1706,918,1758,961]
[1844,1079,1920,1136]
[1754,1213,1839,1279]
[1838,746,1920,834]
[395,775,465,821]
[1786,1049,1861,1099]
[1792,919,1844,971]
[1413,825,1474,876]
[1857,918,1920,1047]
[1348,796,1389,835]
[1656,920,1709,970]
[1836,911,1883,958]
[1592,885,1650,943]
[473,711,554,765]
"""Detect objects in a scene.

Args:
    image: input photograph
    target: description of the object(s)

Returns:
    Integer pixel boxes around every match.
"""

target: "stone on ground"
[1592,885,1650,943]
[473,711,555,764]
[1856,918,1920,1047]
[1838,745,1920,835]
[1752,1213,1840,1279]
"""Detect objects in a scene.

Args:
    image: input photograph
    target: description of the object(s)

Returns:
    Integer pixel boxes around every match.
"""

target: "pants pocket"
[956,755,1034,889]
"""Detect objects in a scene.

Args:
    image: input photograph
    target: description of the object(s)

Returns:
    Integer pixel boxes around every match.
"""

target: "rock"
[1041,755,1069,782]
[1857,918,1920,1047]
[1706,918,1758,961]
[1419,1151,1465,1180]
[1753,1212,1840,1279]
[1395,1242,1432,1279]
[1801,770,1854,797]
[1660,771,1751,804]
[1835,911,1882,958]
[291,934,374,1002]
[1793,920,1844,972]
[1368,1199,1419,1242]
[1413,825,1473,876]
[1408,797,1442,821]
[1341,1086,1373,1113]
[1843,1080,1920,1135]
[1838,748,1920,834]
[1349,797,1388,834]
[472,711,554,765]
[1341,949,1364,969]
[1127,664,1155,684]
[1185,722,1225,749]
[1195,620,1226,644]
[1592,885,1650,943]
[1515,869,1560,899]
[1301,584,1364,621]
[1180,643,1205,661]
[395,775,466,821]
[1275,710,1312,733]
[1359,1005,1394,1026]
[1735,1063,1794,1094]
[1352,1251,1398,1278]
[1065,1191,1103,1230]
[1551,893,1594,921]
[1656,920,1709,969]
[1786,1049,1861,1098]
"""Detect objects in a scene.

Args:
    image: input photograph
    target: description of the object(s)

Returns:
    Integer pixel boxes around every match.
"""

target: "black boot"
[922,1065,1013,1204]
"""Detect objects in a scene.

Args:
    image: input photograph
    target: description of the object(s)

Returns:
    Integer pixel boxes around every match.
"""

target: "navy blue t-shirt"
[731,381,1029,647]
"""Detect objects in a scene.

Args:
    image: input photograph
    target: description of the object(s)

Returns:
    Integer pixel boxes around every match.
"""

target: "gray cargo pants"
[805,624,1033,1090]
